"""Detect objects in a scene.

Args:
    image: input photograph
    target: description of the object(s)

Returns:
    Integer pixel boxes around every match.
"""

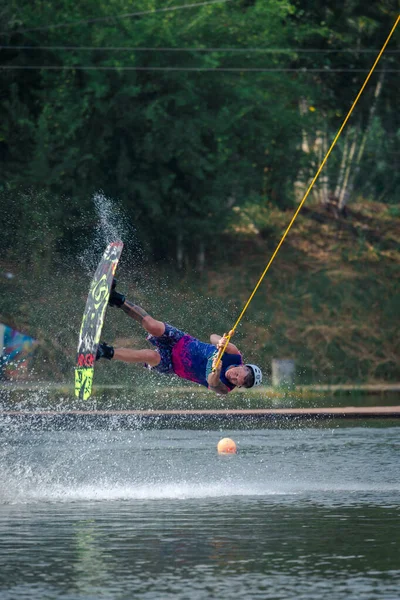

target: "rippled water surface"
[0,425,399,599]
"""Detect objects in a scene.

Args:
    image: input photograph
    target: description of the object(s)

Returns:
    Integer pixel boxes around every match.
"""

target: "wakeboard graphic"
[75,241,124,400]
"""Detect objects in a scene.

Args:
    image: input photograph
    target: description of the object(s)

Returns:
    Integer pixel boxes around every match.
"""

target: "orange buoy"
[217,437,237,454]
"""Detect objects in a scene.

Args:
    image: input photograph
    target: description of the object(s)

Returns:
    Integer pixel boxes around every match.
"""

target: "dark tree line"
[1,0,398,270]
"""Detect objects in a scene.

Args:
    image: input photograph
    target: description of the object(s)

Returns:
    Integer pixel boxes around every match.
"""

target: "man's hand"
[212,354,223,372]
[210,334,240,355]
[207,357,229,395]
[217,336,229,351]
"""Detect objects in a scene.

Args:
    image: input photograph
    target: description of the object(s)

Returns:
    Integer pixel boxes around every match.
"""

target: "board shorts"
[145,323,186,374]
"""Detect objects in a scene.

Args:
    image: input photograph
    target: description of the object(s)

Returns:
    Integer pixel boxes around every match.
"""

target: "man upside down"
[97,281,262,395]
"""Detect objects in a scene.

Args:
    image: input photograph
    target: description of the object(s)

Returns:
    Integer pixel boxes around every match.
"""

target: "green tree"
[1,0,397,269]
[289,0,399,209]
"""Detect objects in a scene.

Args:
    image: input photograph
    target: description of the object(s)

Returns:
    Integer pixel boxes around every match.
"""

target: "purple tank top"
[172,334,243,390]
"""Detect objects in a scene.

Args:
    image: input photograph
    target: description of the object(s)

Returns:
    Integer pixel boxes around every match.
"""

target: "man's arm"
[210,334,241,355]
[207,362,230,395]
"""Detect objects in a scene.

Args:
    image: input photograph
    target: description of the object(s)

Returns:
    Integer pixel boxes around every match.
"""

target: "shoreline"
[1,382,400,395]
[1,406,399,429]
[2,406,400,416]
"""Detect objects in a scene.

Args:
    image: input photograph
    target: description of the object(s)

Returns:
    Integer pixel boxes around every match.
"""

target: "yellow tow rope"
[213,15,399,371]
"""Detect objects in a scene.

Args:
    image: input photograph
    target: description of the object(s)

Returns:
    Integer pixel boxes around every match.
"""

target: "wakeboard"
[75,241,124,400]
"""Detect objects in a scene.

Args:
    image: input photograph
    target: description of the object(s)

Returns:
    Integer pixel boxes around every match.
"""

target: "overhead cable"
[0,0,232,36]
[0,65,397,73]
[0,45,399,53]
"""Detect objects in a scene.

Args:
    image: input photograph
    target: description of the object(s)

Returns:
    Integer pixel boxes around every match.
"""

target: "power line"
[0,65,398,72]
[0,0,232,36]
[1,45,399,54]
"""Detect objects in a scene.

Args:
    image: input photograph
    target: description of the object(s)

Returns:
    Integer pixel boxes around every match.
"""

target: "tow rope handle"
[211,329,235,372]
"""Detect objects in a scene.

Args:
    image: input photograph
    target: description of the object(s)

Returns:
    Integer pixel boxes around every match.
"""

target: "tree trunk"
[197,241,205,273]
[176,232,183,270]
[338,72,385,212]
[320,126,329,205]
[334,128,351,200]
[294,98,312,202]
[337,128,359,211]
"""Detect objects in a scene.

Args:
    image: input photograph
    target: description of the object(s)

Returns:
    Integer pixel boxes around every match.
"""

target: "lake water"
[0,424,399,599]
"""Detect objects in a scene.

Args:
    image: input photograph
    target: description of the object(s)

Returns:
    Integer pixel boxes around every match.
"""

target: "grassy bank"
[1,198,399,387]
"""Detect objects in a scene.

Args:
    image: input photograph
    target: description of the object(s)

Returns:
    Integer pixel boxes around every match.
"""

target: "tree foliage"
[0,0,398,268]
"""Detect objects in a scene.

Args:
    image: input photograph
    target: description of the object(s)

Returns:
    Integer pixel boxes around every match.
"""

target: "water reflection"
[73,520,110,596]
[1,499,399,599]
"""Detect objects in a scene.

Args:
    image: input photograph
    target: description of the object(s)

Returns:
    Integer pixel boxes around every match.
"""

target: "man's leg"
[114,348,161,367]
[121,301,165,337]
[109,280,165,337]
[97,343,160,367]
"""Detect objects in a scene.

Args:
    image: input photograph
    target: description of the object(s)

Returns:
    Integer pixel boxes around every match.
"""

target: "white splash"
[79,192,141,274]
